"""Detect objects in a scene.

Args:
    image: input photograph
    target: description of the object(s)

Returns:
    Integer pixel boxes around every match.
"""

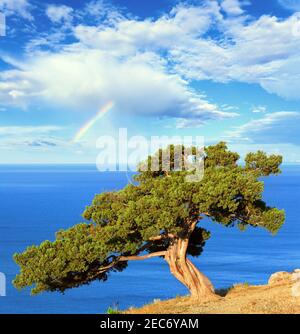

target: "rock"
[291,270,300,297]
[292,269,300,282]
[268,269,300,298]
[268,269,300,286]
[268,271,292,285]
[291,281,300,297]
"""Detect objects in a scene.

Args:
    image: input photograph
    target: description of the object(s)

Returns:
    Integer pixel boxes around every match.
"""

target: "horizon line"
[0,162,300,166]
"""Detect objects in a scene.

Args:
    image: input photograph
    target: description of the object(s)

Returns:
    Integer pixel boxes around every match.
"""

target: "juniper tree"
[13,142,285,299]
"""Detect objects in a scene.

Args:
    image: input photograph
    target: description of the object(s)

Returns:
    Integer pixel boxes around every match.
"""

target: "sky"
[1,0,300,163]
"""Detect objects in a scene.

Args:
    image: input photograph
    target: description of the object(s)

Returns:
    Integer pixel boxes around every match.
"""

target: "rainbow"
[73,101,114,142]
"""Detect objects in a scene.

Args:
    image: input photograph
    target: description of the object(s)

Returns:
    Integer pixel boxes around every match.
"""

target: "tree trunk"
[165,238,215,299]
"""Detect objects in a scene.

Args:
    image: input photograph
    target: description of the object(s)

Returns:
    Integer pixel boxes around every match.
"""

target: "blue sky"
[1,0,300,163]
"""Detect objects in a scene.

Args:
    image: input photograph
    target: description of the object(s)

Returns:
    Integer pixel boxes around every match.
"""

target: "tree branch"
[201,212,211,217]
[148,234,175,241]
[119,251,166,261]
[95,251,166,276]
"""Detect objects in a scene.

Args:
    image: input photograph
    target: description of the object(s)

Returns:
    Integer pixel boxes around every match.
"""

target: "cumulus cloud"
[0,2,239,124]
[171,12,300,100]
[71,2,300,100]
[2,0,300,128]
[82,0,125,24]
[73,3,220,54]
[46,4,73,24]
[221,0,246,16]
[0,0,33,20]
[0,49,237,122]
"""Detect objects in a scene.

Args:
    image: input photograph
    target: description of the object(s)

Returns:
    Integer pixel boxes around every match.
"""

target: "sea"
[0,164,299,313]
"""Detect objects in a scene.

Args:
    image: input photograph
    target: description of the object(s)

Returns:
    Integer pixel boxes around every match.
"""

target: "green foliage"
[106,306,121,314]
[245,151,282,176]
[13,142,285,294]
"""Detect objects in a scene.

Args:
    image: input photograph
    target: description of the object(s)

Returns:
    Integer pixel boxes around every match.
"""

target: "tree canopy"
[13,142,285,298]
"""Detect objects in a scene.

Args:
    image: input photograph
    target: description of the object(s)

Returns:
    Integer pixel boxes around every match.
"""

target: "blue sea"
[0,164,299,314]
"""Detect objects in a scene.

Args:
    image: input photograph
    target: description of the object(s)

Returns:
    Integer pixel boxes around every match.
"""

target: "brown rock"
[268,271,292,285]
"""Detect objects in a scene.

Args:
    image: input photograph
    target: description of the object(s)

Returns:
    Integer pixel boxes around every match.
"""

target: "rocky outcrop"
[268,269,300,288]
[268,271,292,285]
[291,270,300,297]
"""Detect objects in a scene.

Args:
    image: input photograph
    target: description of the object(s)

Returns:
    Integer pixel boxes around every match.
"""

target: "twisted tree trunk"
[165,237,215,299]
[107,221,215,299]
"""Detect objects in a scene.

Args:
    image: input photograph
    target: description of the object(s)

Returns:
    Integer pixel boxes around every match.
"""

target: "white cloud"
[0,0,33,20]
[176,118,205,128]
[0,48,238,123]
[0,125,62,136]
[71,3,300,100]
[171,12,300,99]
[73,3,220,55]
[0,125,70,152]
[2,1,300,129]
[82,0,124,24]
[221,0,245,16]
[251,105,267,113]
[1,5,242,125]
[24,31,67,53]
[225,111,300,144]
[46,4,73,24]
[219,111,300,161]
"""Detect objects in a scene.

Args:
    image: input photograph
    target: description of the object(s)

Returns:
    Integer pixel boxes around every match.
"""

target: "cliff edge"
[125,269,300,314]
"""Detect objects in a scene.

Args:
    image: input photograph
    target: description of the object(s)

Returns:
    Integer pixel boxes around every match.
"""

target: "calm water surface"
[0,164,299,313]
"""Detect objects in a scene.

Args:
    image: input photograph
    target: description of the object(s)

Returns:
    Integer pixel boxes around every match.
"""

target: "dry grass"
[125,281,300,314]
